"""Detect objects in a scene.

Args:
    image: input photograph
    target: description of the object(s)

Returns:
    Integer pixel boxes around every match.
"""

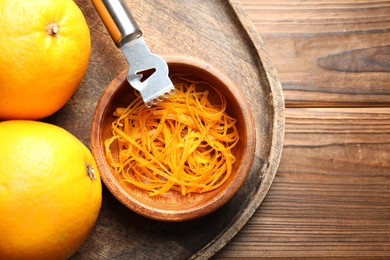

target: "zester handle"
[92,0,142,47]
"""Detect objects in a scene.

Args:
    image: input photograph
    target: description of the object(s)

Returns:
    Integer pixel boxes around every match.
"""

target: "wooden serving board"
[45,0,284,258]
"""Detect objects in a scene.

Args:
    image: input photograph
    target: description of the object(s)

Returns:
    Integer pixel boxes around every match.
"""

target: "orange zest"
[104,75,239,196]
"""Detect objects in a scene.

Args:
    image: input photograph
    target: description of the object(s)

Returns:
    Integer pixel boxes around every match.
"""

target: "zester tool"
[92,0,175,107]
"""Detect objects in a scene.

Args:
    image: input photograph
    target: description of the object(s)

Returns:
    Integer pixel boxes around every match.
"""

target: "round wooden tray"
[46,0,285,258]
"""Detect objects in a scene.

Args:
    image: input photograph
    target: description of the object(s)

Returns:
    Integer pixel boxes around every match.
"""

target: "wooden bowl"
[90,56,255,221]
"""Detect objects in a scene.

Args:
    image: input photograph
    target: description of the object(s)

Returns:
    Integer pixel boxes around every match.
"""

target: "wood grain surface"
[216,108,390,258]
[239,0,390,107]
[47,0,390,258]
[214,1,390,258]
[53,0,284,259]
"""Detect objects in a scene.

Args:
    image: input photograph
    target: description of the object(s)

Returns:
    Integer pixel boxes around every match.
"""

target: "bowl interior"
[91,57,255,221]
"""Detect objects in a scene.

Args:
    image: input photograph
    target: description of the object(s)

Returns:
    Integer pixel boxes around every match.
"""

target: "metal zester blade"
[92,0,175,107]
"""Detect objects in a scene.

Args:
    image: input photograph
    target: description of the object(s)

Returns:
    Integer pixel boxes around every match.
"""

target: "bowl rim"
[90,56,256,221]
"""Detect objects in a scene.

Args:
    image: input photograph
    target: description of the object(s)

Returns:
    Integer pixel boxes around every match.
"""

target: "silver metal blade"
[120,37,175,107]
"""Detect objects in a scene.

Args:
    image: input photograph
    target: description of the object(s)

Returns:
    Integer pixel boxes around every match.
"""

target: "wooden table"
[59,0,389,258]
[215,0,390,258]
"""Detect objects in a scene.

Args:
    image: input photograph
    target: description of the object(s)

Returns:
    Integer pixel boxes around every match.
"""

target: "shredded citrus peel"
[104,75,239,196]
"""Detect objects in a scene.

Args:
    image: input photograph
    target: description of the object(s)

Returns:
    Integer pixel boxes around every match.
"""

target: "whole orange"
[0,0,91,120]
[0,120,102,260]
